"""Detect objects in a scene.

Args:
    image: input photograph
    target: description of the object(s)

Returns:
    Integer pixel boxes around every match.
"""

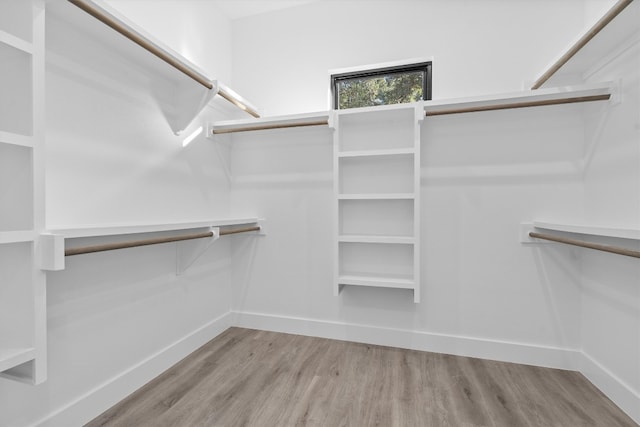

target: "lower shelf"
[0,347,35,373]
[337,274,415,289]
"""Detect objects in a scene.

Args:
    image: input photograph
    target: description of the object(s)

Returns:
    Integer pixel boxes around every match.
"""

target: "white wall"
[231,0,588,116]
[579,34,640,422]
[0,2,237,426]
[229,105,585,364]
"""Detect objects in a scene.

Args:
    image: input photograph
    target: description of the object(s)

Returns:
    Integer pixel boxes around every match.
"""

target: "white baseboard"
[231,310,580,371]
[579,351,640,425]
[33,312,233,427]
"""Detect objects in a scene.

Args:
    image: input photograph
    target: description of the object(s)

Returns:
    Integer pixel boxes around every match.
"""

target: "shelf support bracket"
[175,227,220,275]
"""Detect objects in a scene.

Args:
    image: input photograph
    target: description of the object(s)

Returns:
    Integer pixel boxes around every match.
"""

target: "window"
[331,61,432,110]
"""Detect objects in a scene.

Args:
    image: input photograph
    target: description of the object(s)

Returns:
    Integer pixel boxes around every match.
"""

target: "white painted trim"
[579,351,640,425]
[32,312,233,427]
[231,311,580,371]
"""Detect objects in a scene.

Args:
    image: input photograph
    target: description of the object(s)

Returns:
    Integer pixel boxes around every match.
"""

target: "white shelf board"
[0,230,35,244]
[338,274,415,289]
[533,0,639,88]
[338,193,415,200]
[533,221,640,240]
[211,111,330,133]
[338,235,415,244]
[46,218,260,239]
[424,82,612,116]
[0,348,35,373]
[338,148,415,158]
[337,102,420,117]
[0,29,33,54]
[0,131,33,148]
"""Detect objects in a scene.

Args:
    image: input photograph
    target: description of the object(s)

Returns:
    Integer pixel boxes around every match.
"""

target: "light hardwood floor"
[86,328,638,427]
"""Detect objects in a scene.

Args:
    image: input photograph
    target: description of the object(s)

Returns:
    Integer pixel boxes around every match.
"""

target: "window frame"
[331,61,432,110]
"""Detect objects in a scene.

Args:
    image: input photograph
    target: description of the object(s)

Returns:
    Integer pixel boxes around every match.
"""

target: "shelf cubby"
[0,42,33,136]
[0,143,33,232]
[0,242,36,375]
[333,103,422,302]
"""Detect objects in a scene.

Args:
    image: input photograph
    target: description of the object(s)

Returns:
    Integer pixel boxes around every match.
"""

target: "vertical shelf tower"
[0,0,46,384]
[333,103,423,303]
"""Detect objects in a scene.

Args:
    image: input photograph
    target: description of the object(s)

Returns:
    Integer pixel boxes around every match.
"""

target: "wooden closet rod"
[529,232,640,259]
[65,226,261,256]
[426,94,610,116]
[68,0,260,118]
[531,0,634,90]
[212,120,329,134]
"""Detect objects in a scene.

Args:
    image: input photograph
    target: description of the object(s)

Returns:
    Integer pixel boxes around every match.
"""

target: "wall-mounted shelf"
[424,82,613,116]
[210,111,329,135]
[525,221,640,241]
[46,218,261,239]
[520,221,640,259]
[46,0,259,133]
[532,0,638,89]
[210,82,613,135]
[42,218,264,272]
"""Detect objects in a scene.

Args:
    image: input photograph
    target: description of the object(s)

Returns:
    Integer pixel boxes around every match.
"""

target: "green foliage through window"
[332,62,431,110]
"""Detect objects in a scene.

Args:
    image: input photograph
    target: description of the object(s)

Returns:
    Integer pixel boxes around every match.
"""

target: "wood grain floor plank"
[86,328,638,427]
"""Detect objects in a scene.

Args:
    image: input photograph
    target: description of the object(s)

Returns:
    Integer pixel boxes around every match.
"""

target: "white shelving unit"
[332,103,423,303]
[0,0,46,384]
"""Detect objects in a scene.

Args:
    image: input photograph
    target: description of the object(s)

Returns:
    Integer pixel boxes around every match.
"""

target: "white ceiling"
[212,0,319,20]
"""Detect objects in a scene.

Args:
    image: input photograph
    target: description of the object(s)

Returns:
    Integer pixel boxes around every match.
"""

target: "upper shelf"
[211,82,613,134]
[46,0,259,133]
[532,0,639,89]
